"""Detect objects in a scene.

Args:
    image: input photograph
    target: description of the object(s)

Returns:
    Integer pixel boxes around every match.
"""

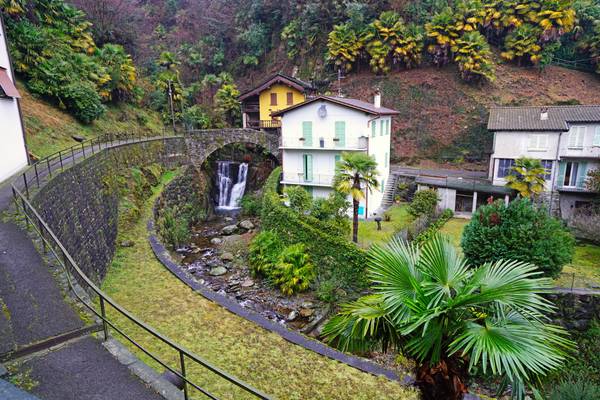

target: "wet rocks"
[287,310,298,321]
[210,237,223,245]
[220,252,234,262]
[209,266,227,276]
[238,220,255,231]
[299,308,314,318]
[119,240,135,248]
[221,225,238,235]
[241,278,254,288]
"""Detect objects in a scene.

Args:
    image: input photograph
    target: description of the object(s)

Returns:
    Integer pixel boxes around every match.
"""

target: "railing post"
[59,151,64,171]
[71,146,75,164]
[20,197,29,229]
[179,351,189,400]
[38,219,46,253]
[34,163,40,187]
[22,173,29,199]
[47,158,52,178]
[81,142,86,159]
[99,297,109,341]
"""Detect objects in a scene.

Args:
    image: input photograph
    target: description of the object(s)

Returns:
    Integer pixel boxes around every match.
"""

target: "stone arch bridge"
[185,128,280,167]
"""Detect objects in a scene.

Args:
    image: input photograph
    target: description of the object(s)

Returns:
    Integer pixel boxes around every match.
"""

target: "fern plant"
[271,244,315,296]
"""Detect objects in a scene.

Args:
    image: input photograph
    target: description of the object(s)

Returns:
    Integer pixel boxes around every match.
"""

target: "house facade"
[488,105,600,219]
[272,94,399,218]
[238,73,315,130]
[0,15,28,183]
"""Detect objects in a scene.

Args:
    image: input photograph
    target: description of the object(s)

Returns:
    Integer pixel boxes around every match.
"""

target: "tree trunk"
[416,358,468,400]
[352,198,359,243]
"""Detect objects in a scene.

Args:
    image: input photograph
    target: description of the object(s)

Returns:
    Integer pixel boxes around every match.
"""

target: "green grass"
[19,80,165,159]
[355,204,413,248]
[439,218,600,289]
[100,173,418,400]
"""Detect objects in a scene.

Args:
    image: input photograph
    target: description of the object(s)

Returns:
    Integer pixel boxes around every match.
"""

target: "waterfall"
[216,161,248,210]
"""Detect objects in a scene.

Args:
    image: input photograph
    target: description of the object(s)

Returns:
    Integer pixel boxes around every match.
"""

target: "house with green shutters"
[272,93,399,218]
[487,105,600,219]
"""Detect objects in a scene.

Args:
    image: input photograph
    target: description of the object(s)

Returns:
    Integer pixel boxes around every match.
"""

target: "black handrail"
[11,132,272,400]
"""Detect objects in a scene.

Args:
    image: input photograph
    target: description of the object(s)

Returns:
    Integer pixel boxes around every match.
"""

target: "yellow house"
[239,73,315,130]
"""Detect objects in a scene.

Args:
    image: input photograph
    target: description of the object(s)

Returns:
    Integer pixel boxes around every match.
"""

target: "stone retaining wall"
[547,290,600,331]
[31,138,187,285]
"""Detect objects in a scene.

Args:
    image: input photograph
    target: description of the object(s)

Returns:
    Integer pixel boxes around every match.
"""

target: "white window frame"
[568,126,585,149]
[563,161,579,188]
[593,126,600,147]
[527,134,548,151]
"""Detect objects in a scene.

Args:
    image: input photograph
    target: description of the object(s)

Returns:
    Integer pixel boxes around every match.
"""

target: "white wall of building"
[0,16,28,183]
[279,99,391,217]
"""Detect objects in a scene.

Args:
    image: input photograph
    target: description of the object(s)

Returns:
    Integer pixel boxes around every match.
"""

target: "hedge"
[260,168,368,291]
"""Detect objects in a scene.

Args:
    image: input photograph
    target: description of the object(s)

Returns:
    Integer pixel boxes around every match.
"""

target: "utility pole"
[168,80,176,132]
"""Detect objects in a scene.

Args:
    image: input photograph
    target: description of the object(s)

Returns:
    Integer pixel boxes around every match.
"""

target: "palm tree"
[505,157,548,198]
[334,152,379,243]
[322,235,573,400]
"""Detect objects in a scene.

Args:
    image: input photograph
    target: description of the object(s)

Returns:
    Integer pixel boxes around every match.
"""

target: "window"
[594,126,600,147]
[386,119,390,135]
[541,160,553,180]
[563,161,579,187]
[384,152,388,167]
[497,158,515,178]
[334,154,341,170]
[335,121,346,147]
[303,154,313,182]
[380,119,384,136]
[371,120,376,137]
[381,179,385,191]
[286,92,293,105]
[568,126,585,149]
[302,121,312,147]
[528,134,548,151]
[270,93,277,106]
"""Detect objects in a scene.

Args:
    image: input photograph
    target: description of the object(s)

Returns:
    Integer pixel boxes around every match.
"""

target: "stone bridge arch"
[185,128,280,167]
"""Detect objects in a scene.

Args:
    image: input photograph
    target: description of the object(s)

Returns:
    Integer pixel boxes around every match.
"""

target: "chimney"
[374,89,381,108]
[540,107,548,121]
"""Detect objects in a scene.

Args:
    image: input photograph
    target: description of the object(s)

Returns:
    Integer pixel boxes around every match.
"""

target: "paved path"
[0,142,164,399]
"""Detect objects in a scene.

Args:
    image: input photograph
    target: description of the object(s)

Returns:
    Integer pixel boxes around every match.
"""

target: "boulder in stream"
[221,225,238,235]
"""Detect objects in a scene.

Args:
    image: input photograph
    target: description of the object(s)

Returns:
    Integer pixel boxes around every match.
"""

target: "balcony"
[279,136,368,151]
[281,171,334,187]
[242,103,259,113]
[246,119,282,129]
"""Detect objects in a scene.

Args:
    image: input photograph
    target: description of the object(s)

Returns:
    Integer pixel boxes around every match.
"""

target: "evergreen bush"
[407,189,439,218]
[462,198,575,278]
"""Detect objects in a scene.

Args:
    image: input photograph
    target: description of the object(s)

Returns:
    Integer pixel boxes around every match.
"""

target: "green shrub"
[248,230,284,276]
[462,198,575,278]
[414,208,453,246]
[548,379,600,400]
[62,82,106,123]
[284,185,312,213]
[271,243,316,295]
[157,206,190,249]
[309,191,350,232]
[407,189,439,218]
[240,193,262,217]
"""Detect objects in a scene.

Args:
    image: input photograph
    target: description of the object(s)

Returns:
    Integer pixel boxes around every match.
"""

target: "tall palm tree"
[505,157,547,198]
[322,235,573,400]
[334,152,379,243]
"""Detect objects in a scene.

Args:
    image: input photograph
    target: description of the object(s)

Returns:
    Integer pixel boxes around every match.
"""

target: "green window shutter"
[371,121,376,137]
[384,152,388,167]
[305,186,313,196]
[381,179,385,191]
[576,162,588,188]
[557,162,566,188]
[302,121,312,147]
[594,127,600,146]
[303,154,313,182]
[386,119,390,135]
[380,120,384,136]
[334,154,341,170]
[335,121,346,147]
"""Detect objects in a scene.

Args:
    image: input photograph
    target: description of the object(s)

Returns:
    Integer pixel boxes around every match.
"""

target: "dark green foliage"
[182,105,212,129]
[240,193,262,217]
[284,185,312,213]
[461,198,575,278]
[408,189,439,218]
[310,191,351,230]
[156,205,190,249]
[261,168,368,292]
[61,82,106,123]
[548,379,600,400]
[248,230,284,276]
[414,208,453,246]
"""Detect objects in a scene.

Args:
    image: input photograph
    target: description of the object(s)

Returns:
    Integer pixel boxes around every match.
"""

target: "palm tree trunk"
[352,198,359,243]
[417,358,468,400]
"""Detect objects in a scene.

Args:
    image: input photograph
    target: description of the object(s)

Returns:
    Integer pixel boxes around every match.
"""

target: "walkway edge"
[147,218,415,386]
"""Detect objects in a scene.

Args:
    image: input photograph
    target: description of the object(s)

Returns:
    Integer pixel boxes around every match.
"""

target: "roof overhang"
[238,74,311,101]
[271,96,400,117]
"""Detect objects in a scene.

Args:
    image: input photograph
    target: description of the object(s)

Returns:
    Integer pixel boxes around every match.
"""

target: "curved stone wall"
[31,138,188,285]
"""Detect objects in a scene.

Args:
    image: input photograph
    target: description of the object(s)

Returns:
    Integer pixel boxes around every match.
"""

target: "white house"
[0,15,28,183]
[272,94,399,218]
[488,105,600,219]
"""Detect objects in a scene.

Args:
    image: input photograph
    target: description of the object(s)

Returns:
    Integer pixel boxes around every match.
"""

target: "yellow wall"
[258,84,305,121]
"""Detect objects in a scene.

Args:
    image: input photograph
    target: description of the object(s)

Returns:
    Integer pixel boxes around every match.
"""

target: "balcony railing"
[280,136,368,150]
[281,171,334,186]
[242,103,259,113]
[247,120,281,129]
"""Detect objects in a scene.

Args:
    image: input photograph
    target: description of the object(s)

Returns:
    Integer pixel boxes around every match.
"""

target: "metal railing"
[279,136,367,150]
[281,172,334,186]
[10,132,271,400]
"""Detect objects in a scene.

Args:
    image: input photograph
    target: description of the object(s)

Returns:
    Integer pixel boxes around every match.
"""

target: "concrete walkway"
[0,148,164,399]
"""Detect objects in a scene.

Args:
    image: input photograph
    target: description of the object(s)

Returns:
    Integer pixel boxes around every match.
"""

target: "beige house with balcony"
[272,94,399,218]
